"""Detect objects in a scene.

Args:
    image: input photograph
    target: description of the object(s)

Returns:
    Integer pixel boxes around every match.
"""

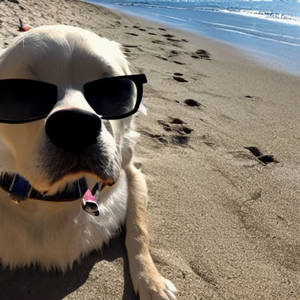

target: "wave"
[219,9,300,26]
[100,1,300,27]
[95,1,300,27]
[191,7,300,27]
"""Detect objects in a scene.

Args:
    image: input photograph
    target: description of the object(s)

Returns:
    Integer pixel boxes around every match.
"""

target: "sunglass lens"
[0,79,57,123]
[84,78,137,119]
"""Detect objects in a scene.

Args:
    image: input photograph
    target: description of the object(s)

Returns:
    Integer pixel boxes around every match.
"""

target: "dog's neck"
[0,172,87,203]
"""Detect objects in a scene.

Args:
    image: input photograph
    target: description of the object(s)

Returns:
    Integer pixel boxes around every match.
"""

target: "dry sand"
[0,0,300,299]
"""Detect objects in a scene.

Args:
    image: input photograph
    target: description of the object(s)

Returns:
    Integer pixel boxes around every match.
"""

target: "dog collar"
[0,172,87,203]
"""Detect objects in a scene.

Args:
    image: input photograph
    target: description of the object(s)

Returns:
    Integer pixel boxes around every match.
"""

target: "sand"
[0,0,300,299]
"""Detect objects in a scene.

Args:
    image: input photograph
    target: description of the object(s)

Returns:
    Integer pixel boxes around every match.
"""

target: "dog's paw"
[136,273,177,300]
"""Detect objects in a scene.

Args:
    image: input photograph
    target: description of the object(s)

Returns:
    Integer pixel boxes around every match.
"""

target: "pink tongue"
[83,189,96,202]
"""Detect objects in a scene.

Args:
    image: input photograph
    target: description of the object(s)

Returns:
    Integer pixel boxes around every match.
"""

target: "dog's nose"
[45,109,101,151]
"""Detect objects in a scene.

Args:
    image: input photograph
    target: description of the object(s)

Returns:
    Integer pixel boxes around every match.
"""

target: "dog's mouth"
[26,143,122,202]
[45,170,116,201]
[0,136,121,203]
[37,142,121,196]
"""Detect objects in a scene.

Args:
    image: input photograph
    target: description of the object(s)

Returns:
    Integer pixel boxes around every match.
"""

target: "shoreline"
[0,0,300,299]
[86,0,300,77]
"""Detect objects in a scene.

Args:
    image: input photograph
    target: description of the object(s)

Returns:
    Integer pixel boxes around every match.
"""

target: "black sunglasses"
[0,74,147,124]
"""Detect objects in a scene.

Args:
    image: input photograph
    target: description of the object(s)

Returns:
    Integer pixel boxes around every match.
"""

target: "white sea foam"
[219,9,300,26]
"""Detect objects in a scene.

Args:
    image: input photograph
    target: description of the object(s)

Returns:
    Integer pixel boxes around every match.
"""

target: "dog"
[0,25,177,300]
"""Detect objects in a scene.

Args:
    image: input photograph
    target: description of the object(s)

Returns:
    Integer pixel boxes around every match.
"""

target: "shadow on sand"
[0,231,138,300]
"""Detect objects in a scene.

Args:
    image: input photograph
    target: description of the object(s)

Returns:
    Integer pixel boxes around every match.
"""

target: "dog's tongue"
[84,176,103,196]
[83,189,96,202]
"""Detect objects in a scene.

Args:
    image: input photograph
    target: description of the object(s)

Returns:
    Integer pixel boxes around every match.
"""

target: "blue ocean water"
[89,0,300,75]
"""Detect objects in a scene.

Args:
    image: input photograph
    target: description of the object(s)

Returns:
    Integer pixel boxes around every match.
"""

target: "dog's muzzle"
[45,108,101,151]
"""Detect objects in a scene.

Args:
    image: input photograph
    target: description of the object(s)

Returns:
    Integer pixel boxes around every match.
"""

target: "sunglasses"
[0,74,147,124]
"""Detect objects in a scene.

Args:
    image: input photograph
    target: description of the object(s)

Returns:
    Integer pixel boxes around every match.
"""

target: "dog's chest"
[0,172,128,270]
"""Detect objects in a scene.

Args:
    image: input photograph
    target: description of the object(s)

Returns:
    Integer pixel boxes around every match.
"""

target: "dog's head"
[0,25,146,196]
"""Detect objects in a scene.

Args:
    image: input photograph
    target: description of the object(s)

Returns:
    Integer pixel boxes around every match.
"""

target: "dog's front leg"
[125,163,177,300]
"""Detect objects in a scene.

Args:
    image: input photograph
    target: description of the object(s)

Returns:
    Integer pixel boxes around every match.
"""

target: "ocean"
[87,0,300,76]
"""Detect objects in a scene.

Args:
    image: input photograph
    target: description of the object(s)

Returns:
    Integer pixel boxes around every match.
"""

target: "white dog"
[0,25,176,300]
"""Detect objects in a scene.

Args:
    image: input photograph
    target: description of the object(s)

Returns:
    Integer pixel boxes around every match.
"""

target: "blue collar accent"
[9,174,31,199]
[0,173,87,202]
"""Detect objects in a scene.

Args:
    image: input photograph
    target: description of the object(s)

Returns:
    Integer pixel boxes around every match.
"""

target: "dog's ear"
[18,17,31,32]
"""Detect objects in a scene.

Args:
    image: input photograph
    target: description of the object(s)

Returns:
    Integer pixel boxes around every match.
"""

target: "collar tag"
[9,174,31,203]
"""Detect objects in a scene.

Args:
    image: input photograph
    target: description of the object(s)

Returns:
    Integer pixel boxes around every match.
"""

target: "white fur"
[0,25,131,270]
[0,171,127,271]
[0,25,176,299]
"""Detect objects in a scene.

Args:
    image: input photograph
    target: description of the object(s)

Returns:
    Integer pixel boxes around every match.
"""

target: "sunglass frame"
[0,74,147,123]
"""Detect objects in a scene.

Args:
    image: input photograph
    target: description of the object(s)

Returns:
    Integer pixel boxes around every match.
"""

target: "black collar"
[0,173,87,203]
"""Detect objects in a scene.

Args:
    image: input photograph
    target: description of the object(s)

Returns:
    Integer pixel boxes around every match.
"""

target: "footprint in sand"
[181,126,193,134]
[184,99,201,107]
[152,40,165,45]
[123,44,138,48]
[173,76,188,83]
[123,44,144,54]
[173,60,185,65]
[162,34,175,38]
[167,37,182,42]
[171,135,190,146]
[132,25,147,32]
[170,50,179,56]
[157,118,193,146]
[170,118,184,124]
[168,50,186,65]
[244,146,279,164]
[192,49,211,60]
[173,73,188,83]
[126,32,139,36]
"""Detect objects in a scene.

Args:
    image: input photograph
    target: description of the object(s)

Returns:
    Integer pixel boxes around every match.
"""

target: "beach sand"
[0,0,300,299]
